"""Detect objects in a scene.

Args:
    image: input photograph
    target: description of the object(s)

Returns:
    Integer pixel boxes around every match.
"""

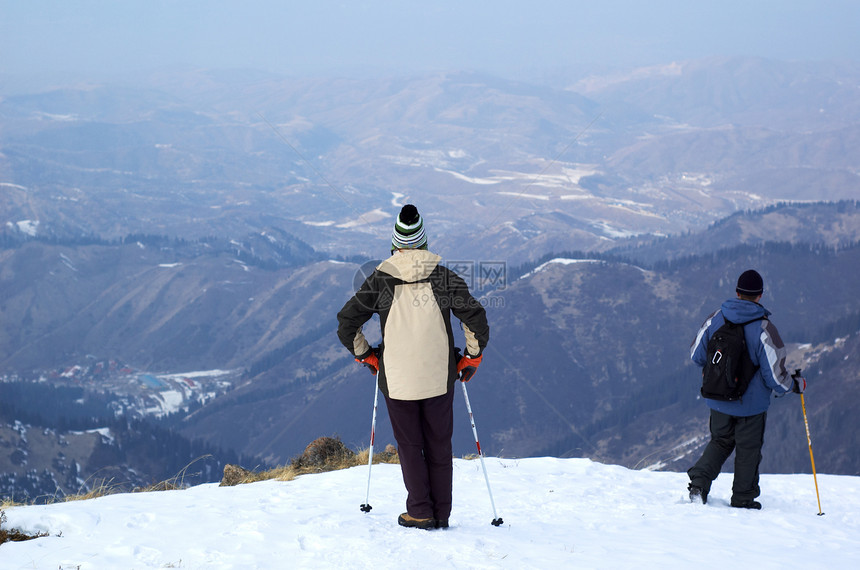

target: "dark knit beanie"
[736,269,764,296]
[391,204,427,251]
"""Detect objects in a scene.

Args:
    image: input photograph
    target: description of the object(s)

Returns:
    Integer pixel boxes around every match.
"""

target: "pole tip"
[360,504,372,513]
[491,518,504,526]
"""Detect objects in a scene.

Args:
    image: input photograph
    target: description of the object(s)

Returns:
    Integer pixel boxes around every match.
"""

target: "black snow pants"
[688,409,767,504]
[384,386,454,522]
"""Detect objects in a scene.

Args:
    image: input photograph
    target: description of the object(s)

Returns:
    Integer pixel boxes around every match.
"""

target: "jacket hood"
[720,297,771,323]
[377,249,441,283]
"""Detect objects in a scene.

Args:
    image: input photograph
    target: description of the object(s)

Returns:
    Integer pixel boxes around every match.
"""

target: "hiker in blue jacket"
[687,269,806,509]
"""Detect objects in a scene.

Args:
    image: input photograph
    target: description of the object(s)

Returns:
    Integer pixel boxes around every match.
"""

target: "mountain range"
[2,202,857,481]
[3,57,858,262]
[1,57,859,499]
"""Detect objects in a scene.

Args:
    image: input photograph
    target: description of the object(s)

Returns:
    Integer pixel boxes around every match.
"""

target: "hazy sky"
[2,0,858,80]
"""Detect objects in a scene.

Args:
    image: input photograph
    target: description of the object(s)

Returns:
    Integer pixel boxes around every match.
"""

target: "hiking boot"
[435,519,449,529]
[688,484,708,505]
[398,513,436,530]
[731,499,762,510]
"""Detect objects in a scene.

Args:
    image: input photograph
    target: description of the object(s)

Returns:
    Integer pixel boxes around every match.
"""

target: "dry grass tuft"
[236,441,400,485]
[0,510,48,545]
[0,498,19,509]
[63,478,126,502]
[136,455,211,493]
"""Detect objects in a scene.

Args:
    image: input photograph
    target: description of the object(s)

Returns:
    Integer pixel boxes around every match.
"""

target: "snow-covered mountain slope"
[3,457,858,569]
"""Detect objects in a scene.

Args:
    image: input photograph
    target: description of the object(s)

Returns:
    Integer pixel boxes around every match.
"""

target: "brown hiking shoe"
[398,512,436,530]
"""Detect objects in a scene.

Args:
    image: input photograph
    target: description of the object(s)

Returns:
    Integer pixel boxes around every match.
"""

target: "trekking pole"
[796,370,824,516]
[460,379,503,526]
[360,377,380,513]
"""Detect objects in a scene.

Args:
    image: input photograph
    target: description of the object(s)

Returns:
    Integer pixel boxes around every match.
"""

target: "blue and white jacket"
[690,298,792,416]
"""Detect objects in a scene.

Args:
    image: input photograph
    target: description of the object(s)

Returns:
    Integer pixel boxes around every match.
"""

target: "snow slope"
[3,458,858,569]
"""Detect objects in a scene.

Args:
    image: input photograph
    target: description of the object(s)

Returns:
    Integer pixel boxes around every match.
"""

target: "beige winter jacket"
[337,249,489,401]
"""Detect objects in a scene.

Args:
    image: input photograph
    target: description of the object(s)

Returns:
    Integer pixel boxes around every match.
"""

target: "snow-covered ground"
[3,457,858,569]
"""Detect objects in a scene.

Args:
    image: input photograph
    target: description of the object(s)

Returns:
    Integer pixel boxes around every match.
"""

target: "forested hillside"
[0,381,254,503]
[3,56,860,502]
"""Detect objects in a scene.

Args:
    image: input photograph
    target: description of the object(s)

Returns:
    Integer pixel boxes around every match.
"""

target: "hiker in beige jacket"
[337,204,489,530]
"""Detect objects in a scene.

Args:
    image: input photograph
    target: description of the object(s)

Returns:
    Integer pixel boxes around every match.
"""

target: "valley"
[2,57,859,501]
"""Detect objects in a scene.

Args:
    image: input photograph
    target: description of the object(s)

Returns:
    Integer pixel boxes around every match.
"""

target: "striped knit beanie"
[391,204,427,251]
[736,269,764,296]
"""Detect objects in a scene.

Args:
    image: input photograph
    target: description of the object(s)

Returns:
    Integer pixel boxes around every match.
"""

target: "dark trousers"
[688,409,767,503]
[384,386,454,521]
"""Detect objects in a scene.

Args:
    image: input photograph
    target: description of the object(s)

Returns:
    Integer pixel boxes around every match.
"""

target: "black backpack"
[700,315,765,401]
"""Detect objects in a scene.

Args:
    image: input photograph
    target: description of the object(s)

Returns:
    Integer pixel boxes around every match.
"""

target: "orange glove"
[355,349,379,375]
[457,353,482,382]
